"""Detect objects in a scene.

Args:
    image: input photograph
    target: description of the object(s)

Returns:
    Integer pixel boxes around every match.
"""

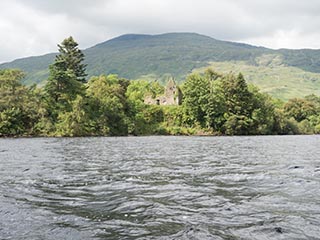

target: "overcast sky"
[1,0,320,63]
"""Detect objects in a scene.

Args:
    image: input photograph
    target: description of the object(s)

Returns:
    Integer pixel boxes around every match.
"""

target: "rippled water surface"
[1,136,320,239]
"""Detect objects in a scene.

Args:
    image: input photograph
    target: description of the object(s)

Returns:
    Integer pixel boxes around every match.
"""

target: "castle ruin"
[144,78,182,105]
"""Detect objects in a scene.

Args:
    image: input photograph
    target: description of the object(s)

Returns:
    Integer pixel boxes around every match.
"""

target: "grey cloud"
[1,0,320,63]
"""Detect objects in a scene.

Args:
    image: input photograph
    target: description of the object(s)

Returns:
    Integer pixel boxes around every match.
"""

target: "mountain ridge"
[1,32,320,100]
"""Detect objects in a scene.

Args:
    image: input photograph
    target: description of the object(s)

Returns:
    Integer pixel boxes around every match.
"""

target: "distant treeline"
[1,37,320,137]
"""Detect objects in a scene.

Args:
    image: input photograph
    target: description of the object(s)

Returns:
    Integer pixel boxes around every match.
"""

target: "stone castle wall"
[144,79,182,106]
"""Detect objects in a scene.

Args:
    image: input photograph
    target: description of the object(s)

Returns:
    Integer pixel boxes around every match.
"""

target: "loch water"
[0,136,320,240]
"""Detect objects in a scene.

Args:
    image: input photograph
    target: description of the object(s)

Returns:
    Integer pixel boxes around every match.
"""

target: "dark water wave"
[1,136,320,239]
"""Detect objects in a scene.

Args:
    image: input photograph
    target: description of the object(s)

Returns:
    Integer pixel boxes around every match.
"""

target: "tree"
[86,74,129,135]
[182,73,210,126]
[0,69,43,136]
[0,69,25,96]
[55,95,92,136]
[56,36,87,83]
[126,80,164,104]
[186,70,277,135]
[248,86,275,135]
[44,37,86,112]
[204,68,221,81]
[203,78,227,131]
[222,73,253,116]
[0,69,25,111]
[284,98,317,122]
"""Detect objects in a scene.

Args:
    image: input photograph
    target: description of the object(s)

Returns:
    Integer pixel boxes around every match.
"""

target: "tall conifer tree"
[44,37,86,111]
[56,36,87,83]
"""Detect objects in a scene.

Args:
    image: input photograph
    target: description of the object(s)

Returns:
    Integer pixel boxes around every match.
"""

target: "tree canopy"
[1,37,320,137]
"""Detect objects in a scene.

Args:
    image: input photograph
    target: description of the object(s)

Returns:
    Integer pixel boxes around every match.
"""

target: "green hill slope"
[84,33,269,81]
[195,58,320,101]
[1,32,320,99]
[0,33,270,85]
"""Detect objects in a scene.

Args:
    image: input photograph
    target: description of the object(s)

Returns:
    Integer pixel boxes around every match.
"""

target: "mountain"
[1,32,320,100]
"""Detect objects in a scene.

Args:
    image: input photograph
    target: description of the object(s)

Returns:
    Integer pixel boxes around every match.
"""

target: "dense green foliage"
[197,59,320,101]
[56,37,87,83]
[181,71,277,135]
[2,33,320,101]
[1,37,320,137]
[0,69,45,136]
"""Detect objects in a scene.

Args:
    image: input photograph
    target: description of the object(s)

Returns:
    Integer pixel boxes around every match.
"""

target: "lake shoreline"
[0,132,316,139]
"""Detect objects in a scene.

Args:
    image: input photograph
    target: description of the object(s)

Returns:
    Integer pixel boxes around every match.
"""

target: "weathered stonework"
[144,78,182,105]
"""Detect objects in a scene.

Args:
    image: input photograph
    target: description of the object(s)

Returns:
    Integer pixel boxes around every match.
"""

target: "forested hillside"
[2,33,320,100]
[1,37,320,137]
